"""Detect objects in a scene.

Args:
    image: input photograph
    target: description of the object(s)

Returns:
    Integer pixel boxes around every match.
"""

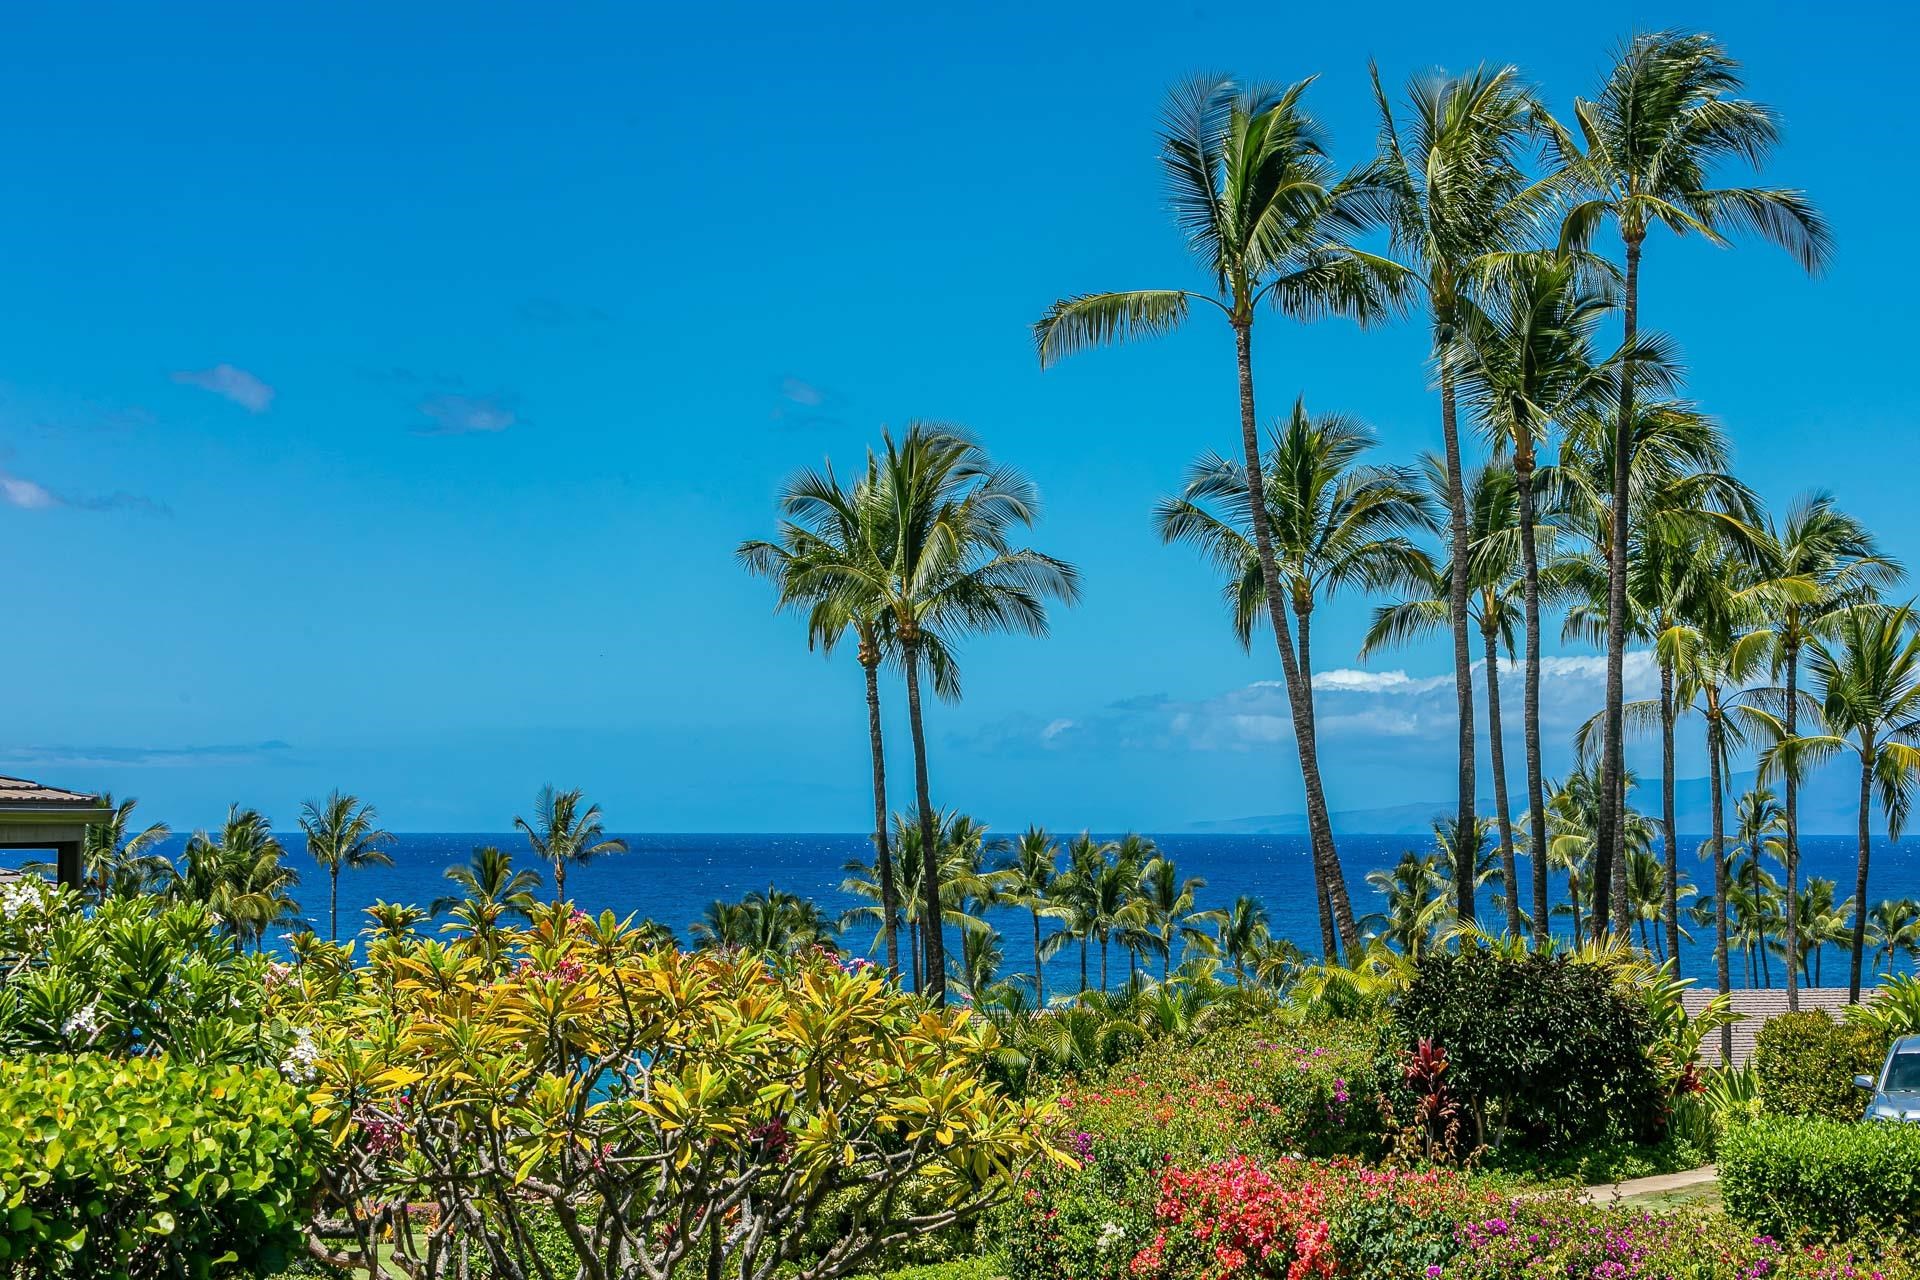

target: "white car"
[1856,1034,1920,1122]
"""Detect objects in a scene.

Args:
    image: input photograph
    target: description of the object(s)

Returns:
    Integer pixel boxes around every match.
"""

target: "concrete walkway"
[1580,1164,1718,1205]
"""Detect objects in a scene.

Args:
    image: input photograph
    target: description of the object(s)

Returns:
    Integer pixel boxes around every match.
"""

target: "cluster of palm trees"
[738,428,1079,1004]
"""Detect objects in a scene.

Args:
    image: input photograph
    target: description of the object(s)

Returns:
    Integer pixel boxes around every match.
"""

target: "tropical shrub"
[1755,1011,1887,1120]
[1850,974,1920,1040]
[1721,1115,1920,1241]
[0,1054,317,1277]
[1668,1062,1763,1158]
[285,903,1064,1279]
[0,883,301,1064]
[1390,947,1665,1152]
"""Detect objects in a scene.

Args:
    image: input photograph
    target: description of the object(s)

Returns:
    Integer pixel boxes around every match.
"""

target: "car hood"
[1870,1091,1920,1117]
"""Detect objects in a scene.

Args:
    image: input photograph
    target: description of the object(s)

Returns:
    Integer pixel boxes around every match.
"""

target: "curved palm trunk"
[1516,458,1551,948]
[861,651,901,979]
[1296,605,1339,962]
[902,640,946,1004]
[1232,319,1357,953]
[1031,909,1045,1007]
[1850,748,1874,1004]
[1661,658,1681,963]
[1598,235,1645,939]
[1439,363,1477,926]
[1482,621,1521,937]
[1783,640,1802,1012]
[1710,715,1732,1064]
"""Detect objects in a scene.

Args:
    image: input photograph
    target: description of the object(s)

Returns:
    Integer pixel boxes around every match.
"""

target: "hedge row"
[1721,1115,1920,1241]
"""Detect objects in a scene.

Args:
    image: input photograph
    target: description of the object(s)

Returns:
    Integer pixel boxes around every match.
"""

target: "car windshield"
[1885,1053,1920,1092]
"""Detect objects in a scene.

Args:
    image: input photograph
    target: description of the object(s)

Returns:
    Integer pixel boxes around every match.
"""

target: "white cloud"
[0,472,59,509]
[415,392,517,435]
[172,363,274,413]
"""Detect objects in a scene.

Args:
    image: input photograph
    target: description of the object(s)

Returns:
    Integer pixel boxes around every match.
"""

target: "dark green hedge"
[1721,1115,1920,1241]
[1754,1011,1886,1120]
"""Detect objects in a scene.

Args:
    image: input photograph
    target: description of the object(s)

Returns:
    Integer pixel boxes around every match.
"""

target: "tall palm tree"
[822,426,1077,1004]
[1767,605,1920,1002]
[431,845,542,919]
[1547,28,1831,917]
[1560,400,1756,945]
[1056,832,1118,993]
[1448,251,1624,944]
[1369,62,1557,925]
[1157,401,1430,953]
[996,827,1068,1006]
[79,795,172,902]
[1791,877,1852,987]
[1728,788,1786,986]
[1361,459,1528,937]
[513,785,627,906]
[1036,75,1398,959]
[1208,895,1273,984]
[1137,853,1211,982]
[1746,495,1900,1009]
[739,460,908,978]
[1868,898,1920,977]
[1362,851,1449,957]
[298,790,393,942]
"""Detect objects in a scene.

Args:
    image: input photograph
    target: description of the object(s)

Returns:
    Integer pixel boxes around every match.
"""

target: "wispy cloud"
[769,375,848,430]
[0,467,168,515]
[962,652,1658,761]
[0,741,292,771]
[414,392,518,436]
[171,363,274,413]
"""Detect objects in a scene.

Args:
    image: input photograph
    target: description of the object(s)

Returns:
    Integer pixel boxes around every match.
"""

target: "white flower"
[1097,1222,1125,1252]
[63,1003,101,1040]
[0,881,42,920]
[279,1028,321,1082]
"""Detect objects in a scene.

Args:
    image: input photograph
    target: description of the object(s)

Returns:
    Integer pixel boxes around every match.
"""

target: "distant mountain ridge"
[1188,766,1881,837]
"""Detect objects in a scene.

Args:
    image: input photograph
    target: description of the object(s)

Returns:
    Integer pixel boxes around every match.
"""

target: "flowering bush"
[1128,1157,1332,1280]
[283,902,1067,1280]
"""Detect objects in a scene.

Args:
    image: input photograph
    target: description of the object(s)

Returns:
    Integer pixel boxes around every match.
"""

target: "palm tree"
[431,845,542,919]
[1056,832,1118,993]
[175,806,302,950]
[1547,28,1831,917]
[1449,251,1625,944]
[1791,877,1852,987]
[79,795,171,902]
[822,426,1078,1004]
[1746,495,1900,1009]
[1036,75,1398,959]
[1361,459,1527,937]
[1868,898,1920,977]
[739,461,906,977]
[513,785,627,905]
[1362,852,1449,957]
[298,790,393,942]
[1157,401,1430,954]
[692,888,837,956]
[1542,768,1605,945]
[1767,605,1920,1002]
[1208,895,1273,984]
[996,827,1068,1006]
[1369,63,1557,925]
[1137,854,1211,983]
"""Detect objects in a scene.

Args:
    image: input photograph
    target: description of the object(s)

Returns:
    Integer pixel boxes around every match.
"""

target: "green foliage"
[1721,1115,1920,1241]
[0,885,301,1065]
[1668,1063,1763,1158]
[1851,974,1920,1040]
[0,1054,317,1278]
[1755,1010,1887,1120]
[1390,946,1665,1152]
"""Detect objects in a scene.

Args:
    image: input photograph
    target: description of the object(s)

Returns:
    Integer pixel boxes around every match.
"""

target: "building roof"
[1683,986,1874,1066]
[0,775,102,809]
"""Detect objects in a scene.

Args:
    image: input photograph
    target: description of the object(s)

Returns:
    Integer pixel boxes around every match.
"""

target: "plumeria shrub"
[0,1054,317,1277]
[286,903,1065,1280]
[0,880,306,1063]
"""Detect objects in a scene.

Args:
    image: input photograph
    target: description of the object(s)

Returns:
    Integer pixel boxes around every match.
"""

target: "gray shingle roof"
[1682,986,1873,1065]
[0,775,102,808]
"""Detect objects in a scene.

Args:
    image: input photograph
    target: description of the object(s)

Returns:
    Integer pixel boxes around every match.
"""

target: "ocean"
[158,831,1920,991]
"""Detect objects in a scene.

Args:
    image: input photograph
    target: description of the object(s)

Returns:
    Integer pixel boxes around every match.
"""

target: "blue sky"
[1,1,1913,833]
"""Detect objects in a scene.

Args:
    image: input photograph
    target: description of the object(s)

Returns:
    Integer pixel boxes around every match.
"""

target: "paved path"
[1579,1165,1718,1204]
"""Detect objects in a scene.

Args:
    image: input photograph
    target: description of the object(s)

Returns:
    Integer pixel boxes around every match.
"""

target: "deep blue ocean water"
[110,831,1917,991]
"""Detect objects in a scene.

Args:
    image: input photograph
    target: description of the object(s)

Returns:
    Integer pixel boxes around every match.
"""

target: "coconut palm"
[996,827,1069,1006]
[1766,605,1920,1002]
[513,785,627,906]
[1541,768,1605,945]
[824,426,1078,1004]
[431,845,542,919]
[1207,895,1273,984]
[1362,459,1532,937]
[1448,251,1628,944]
[298,790,393,942]
[1137,854,1212,983]
[1036,75,1400,959]
[1157,401,1431,953]
[1547,29,1830,916]
[1056,832,1118,993]
[1362,852,1449,957]
[1369,62,1559,925]
[1727,788,1787,985]
[174,806,302,951]
[1745,495,1900,1009]
[690,888,838,956]
[78,794,172,902]
[739,460,908,977]
[1791,878,1852,987]
[1868,899,1920,977]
